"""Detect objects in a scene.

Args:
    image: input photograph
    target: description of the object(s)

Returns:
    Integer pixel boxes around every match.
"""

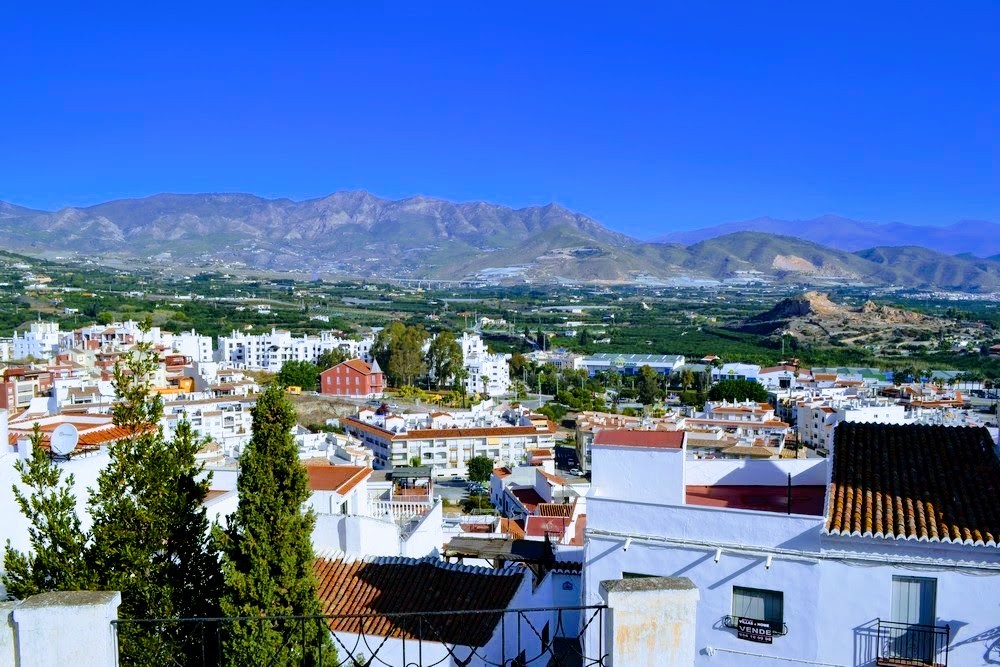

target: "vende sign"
[737,617,773,643]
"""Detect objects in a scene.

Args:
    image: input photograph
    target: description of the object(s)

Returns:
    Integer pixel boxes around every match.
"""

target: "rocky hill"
[735,291,945,347]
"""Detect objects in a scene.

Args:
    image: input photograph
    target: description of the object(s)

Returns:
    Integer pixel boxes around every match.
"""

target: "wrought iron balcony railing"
[112,604,608,667]
[875,619,950,667]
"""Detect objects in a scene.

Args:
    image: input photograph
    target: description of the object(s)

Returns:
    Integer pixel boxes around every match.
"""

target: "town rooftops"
[592,429,685,449]
[313,553,525,646]
[825,422,1000,547]
[306,465,372,496]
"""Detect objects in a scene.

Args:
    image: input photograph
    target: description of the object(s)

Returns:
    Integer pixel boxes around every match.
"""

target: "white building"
[12,321,61,361]
[797,397,907,451]
[580,353,685,377]
[459,332,511,396]
[711,363,761,383]
[167,329,214,363]
[217,328,374,371]
[160,396,256,457]
[343,405,556,474]
[583,424,1000,666]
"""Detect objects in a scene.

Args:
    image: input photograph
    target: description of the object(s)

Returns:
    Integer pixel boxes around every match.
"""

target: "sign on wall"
[737,617,773,644]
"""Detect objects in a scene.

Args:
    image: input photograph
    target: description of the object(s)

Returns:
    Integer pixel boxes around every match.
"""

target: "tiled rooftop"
[306,465,371,496]
[313,554,525,646]
[826,422,1000,546]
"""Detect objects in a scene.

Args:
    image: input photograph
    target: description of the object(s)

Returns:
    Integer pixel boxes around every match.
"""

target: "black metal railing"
[875,619,950,667]
[112,605,608,667]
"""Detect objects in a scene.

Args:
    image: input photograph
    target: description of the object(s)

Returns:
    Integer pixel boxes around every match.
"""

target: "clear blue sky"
[1,2,996,238]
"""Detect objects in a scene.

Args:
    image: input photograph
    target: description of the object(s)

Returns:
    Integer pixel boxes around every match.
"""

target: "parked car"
[450,476,464,483]
[570,468,581,476]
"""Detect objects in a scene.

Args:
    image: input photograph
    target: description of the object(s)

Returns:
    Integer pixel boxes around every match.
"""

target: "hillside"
[2,193,1000,290]
[734,291,947,348]
[659,215,1000,256]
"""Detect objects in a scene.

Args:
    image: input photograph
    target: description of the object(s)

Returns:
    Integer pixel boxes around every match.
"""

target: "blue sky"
[0,2,996,238]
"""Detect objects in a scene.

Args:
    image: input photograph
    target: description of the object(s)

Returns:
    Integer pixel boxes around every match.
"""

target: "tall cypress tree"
[88,335,222,664]
[218,384,334,666]
[3,424,94,599]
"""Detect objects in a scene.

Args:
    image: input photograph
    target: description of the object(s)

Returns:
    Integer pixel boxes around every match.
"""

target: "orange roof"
[499,518,526,539]
[306,465,372,495]
[313,556,525,646]
[525,515,571,538]
[826,422,1000,546]
[593,429,684,449]
[323,358,378,375]
[537,503,573,517]
[538,469,567,486]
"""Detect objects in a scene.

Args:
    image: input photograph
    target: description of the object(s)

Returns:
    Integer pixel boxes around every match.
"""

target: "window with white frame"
[732,586,784,632]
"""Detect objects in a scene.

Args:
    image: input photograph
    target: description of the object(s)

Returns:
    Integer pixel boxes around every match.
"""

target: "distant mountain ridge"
[659,215,999,256]
[1,192,999,290]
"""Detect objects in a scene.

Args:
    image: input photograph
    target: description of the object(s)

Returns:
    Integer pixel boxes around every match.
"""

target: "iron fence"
[112,604,608,667]
[875,619,950,667]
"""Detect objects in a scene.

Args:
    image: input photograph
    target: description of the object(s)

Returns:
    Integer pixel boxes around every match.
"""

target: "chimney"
[18,436,32,460]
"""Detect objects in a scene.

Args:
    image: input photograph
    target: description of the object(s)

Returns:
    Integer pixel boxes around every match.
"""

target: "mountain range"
[1,192,998,291]
[658,215,999,256]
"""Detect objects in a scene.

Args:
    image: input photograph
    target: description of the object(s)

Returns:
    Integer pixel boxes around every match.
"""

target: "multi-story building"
[583,423,1000,666]
[160,395,256,457]
[320,358,384,398]
[796,397,906,451]
[342,407,556,474]
[217,328,374,371]
[11,322,61,361]
[459,332,511,396]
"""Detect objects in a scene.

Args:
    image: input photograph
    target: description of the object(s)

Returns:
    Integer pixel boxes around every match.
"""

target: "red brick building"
[320,358,385,398]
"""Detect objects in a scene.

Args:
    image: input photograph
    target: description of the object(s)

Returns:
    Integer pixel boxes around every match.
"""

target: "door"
[889,576,937,663]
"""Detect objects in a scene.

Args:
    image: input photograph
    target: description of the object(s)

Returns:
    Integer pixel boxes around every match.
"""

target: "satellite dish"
[50,423,79,457]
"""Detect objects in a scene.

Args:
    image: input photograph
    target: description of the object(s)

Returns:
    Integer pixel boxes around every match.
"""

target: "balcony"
[875,619,950,667]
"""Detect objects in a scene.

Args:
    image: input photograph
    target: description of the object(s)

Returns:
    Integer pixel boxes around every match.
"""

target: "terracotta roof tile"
[825,423,1000,546]
[313,555,525,646]
[537,503,573,517]
[306,465,372,495]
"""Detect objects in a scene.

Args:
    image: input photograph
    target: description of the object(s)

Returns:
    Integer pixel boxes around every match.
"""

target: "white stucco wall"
[585,509,1000,666]
[684,458,828,487]
[591,445,685,505]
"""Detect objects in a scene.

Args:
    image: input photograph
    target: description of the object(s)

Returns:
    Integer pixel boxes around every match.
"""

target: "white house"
[583,424,1000,666]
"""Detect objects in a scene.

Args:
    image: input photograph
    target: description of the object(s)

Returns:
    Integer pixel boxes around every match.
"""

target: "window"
[891,576,936,626]
[732,587,783,631]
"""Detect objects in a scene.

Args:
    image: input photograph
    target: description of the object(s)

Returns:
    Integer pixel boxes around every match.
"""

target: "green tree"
[373,323,428,387]
[3,424,94,599]
[636,365,663,405]
[316,348,347,370]
[88,335,223,664]
[426,331,463,389]
[217,385,333,666]
[577,327,592,347]
[707,378,770,403]
[276,360,320,391]
[467,455,495,483]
